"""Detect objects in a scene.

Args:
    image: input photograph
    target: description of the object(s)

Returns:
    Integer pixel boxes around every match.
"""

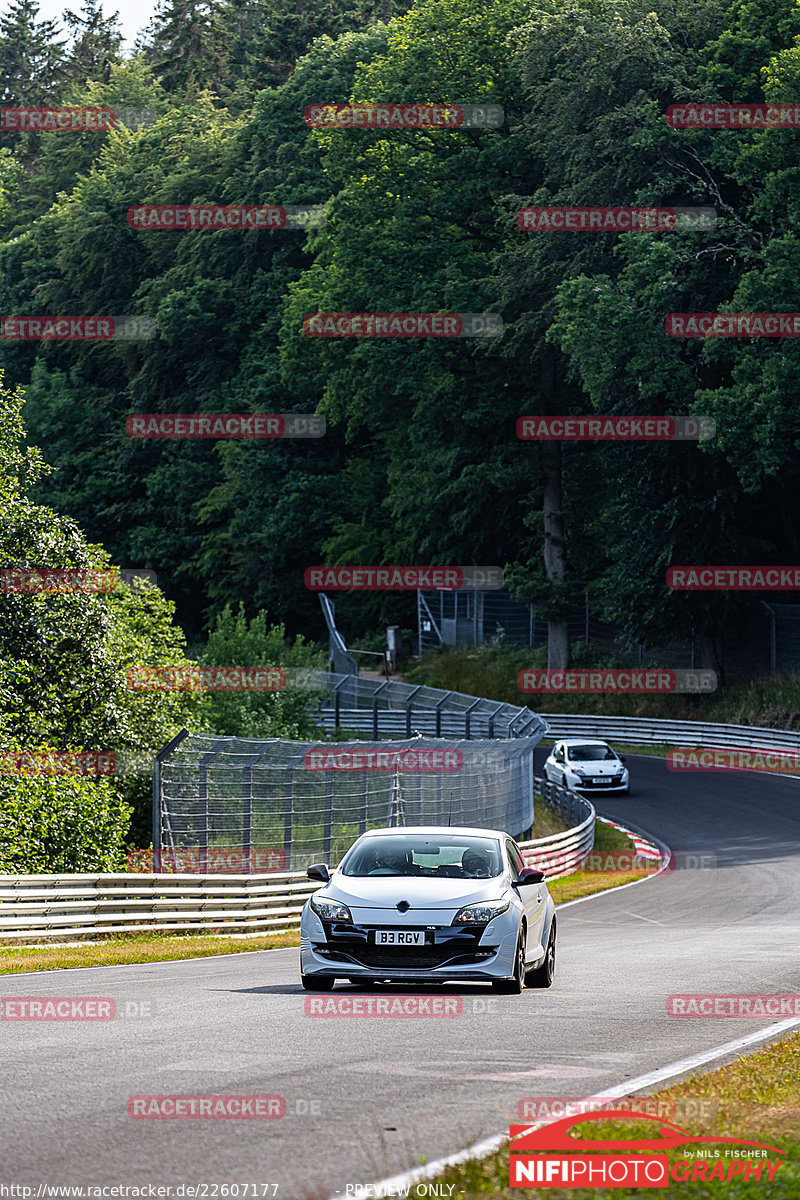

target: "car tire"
[492,926,526,994]
[527,918,556,988]
[301,974,335,991]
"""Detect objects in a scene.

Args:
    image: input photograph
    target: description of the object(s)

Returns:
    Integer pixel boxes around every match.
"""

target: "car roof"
[358,826,507,841]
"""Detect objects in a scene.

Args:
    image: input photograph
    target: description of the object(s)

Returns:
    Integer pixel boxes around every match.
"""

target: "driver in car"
[371,847,412,875]
[461,848,491,878]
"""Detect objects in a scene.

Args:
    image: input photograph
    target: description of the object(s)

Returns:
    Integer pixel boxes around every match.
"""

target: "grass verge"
[423,1031,800,1198]
[0,931,299,974]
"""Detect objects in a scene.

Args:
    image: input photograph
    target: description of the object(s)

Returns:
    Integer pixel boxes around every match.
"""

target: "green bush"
[0,769,132,873]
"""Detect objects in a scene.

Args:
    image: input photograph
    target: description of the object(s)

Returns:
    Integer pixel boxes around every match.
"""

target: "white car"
[543,739,629,794]
[300,826,557,994]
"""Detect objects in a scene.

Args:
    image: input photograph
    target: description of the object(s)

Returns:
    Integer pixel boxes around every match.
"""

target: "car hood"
[322,874,509,911]
[569,760,622,772]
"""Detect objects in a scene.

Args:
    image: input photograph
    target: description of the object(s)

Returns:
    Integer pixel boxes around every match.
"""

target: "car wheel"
[527,918,556,988]
[301,974,335,991]
[492,926,526,994]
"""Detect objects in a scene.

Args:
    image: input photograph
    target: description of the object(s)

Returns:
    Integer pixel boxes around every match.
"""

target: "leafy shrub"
[0,768,132,873]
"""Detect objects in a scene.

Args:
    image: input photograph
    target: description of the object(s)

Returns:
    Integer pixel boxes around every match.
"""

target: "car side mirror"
[307,863,330,883]
[515,867,545,886]
[619,755,627,763]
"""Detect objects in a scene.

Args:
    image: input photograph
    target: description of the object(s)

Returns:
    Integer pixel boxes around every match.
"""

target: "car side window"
[506,840,524,881]
[554,746,564,762]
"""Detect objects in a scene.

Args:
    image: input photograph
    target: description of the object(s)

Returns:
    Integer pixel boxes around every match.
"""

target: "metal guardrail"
[0,778,591,940]
[520,778,595,879]
[0,871,318,941]
[541,713,800,750]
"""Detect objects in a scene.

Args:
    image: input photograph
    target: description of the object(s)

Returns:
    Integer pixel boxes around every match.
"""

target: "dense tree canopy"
[2,0,800,680]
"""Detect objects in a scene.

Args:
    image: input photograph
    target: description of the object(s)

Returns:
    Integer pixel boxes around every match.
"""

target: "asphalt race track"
[2,753,799,1196]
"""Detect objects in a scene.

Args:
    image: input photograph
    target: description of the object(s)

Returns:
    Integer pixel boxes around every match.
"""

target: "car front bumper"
[300,905,521,982]
[574,778,628,793]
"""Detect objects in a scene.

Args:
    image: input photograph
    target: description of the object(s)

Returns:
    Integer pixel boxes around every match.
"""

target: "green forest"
[3,0,800,863]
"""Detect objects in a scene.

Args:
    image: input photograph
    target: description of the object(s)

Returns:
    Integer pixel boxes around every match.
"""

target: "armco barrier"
[542,713,800,750]
[0,778,593,941]
[0,871,318,941]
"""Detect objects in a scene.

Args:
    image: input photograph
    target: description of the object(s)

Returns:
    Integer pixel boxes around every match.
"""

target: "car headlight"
[453,899,510,925]
[310,893,352,922]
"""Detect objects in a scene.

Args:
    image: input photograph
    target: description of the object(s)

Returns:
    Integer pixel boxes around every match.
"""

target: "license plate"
[373,930,425,946]
[589,778,606,784]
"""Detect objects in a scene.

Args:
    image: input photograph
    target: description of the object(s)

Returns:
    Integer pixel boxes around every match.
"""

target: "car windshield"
[340,834,503,878]
[567,744,618,761]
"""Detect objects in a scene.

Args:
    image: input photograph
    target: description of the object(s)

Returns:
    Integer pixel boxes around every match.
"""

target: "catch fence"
[156,734,540,873]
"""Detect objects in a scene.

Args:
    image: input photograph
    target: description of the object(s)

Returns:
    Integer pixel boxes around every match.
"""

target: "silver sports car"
[299,826,556,994]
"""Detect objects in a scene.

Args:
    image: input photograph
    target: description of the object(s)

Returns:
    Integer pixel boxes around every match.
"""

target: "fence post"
[435,691,454,737]
[152,728,189,870]
[372,680,391,740]
[405,685,422,736]
[464,698,481,740]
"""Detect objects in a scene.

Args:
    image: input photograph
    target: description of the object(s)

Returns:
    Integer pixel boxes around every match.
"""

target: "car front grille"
[341,945,495,969]
[318,926,494,970]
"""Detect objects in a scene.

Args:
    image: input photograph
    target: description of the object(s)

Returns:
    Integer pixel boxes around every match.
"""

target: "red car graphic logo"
[510,1109,784,1155]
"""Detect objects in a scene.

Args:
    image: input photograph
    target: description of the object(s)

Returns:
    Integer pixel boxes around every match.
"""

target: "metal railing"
[317,672,546,740]
[0,871,317,940]
[520,778,595,879]
[0,777,593,940]
[541,713,800,750]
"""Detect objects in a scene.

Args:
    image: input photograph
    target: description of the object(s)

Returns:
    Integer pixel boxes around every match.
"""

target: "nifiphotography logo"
[509,1110,785,1188]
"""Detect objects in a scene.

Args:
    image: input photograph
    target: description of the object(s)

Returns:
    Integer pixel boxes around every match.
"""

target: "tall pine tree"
[0,0,65,106]
[62,0,123,85]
